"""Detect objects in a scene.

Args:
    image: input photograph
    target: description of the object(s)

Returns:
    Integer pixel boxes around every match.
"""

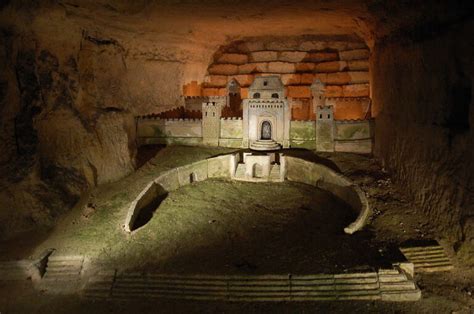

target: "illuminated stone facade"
[242,76,290,150]
[137,76,373,153]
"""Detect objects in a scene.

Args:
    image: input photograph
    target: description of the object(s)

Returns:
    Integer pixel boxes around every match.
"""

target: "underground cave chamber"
[0,0,472,313]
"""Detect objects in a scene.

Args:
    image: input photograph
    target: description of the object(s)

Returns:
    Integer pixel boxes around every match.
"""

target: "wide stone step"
[378,274,408,283]
[378,269,401,275]
[0,260,33,281]
[380,282,416,291]
[0,260,32,267]
[381,289,421,302]
[43,270,81,275]
[42,275,82,281]
[416,265,454,272]
[250,140,281,151]
[46,266,82,272]
[400,246,444,253]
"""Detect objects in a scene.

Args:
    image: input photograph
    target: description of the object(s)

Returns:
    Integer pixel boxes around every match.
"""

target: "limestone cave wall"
[371,19,474,261]
[0,7,139,238]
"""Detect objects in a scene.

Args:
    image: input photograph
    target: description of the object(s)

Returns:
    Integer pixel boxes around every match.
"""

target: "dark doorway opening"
[261,121,272,140]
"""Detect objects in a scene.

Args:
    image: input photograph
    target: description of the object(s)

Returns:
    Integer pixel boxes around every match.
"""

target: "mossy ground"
[17,145,381,274]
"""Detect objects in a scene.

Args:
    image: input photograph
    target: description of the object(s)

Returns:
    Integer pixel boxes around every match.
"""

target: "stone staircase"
[38,255,85,292]
[0,260,33,281]
[249,140,281,151]
[82,268,420,302]
[400,245,453,273]
[378,268,420,301]
[42,255,84,281]
[82,269,116,299]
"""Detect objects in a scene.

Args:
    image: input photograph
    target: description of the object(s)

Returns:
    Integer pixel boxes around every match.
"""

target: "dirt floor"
[131,179,385,274]
[0,146,472,313]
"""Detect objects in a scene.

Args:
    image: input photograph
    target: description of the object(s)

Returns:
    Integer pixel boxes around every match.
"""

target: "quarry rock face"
[371,20,474,261]
[36,110,136,187]
[0,12,138,239]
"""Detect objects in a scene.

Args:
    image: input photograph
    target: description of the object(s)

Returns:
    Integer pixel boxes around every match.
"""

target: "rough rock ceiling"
[2,1,470,59]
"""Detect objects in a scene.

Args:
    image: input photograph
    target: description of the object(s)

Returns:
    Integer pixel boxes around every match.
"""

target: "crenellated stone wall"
[136,114,373,153]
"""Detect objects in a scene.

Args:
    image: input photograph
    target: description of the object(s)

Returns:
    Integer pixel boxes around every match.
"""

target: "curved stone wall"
[124,155,235,232]
[124,154,370,234]
[284,156,371,234]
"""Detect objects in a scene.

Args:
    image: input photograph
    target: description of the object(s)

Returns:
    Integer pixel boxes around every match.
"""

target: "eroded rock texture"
[372,19,474,261]
[0,8,137,239]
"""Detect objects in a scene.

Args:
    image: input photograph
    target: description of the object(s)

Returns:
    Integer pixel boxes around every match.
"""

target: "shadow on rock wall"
[0,27,137,240]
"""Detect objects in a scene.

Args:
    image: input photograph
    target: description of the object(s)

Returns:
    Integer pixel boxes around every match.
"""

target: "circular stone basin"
[125,179,384,274]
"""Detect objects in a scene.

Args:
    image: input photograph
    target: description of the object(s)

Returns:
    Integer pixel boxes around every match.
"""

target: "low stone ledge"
[207,155,233,178]
[177,160,208,186]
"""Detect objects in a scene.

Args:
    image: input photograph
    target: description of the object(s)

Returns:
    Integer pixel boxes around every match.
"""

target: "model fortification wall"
[137,74,373,153]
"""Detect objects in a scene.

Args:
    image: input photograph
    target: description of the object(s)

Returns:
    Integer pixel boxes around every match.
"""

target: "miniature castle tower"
[202,101,222,146]
[227,78,240,95]
[226,79,242,114]
[311,79,335,152]
[315,106,335,152]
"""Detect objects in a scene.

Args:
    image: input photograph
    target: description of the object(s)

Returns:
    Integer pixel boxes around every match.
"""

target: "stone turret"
[202,101,222,146]
[227,78,240,95]
[315,105,334,152]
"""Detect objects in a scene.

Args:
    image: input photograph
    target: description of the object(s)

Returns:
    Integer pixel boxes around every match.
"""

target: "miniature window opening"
[271,93,279,98]
[263,81,268,86]
[213,112,215,117]
[254,92,260,99]
[327,114,330,119]
[319,114,322,119]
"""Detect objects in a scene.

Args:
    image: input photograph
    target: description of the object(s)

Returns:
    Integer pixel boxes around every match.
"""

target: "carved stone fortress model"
[137,75,373,153]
